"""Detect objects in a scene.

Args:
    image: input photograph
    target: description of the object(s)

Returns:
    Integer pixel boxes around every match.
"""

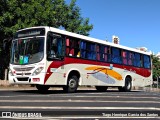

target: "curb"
[0,80,10,86]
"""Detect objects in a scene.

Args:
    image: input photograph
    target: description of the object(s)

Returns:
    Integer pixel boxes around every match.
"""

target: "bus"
[8,26,152,93]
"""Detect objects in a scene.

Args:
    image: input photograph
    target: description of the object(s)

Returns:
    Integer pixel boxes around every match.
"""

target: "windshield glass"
[11,37,44,64]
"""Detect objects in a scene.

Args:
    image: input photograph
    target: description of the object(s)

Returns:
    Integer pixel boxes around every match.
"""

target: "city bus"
[8,26,152,93]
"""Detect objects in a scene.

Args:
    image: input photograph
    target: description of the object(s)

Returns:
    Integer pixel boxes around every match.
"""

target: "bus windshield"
[11,37,44,65]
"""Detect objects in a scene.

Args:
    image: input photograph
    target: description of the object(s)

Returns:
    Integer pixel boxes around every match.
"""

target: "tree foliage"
[0,0,93,41]
[0,0,93,79]
[151,54,160,79]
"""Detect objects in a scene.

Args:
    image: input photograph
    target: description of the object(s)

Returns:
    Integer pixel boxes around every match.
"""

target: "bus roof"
[18,26,151,56]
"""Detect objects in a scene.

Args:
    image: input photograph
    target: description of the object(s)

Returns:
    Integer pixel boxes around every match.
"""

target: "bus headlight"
[32,67,44,76]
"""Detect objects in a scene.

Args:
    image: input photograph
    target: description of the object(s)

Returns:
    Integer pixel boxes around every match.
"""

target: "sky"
[66,0,160,54]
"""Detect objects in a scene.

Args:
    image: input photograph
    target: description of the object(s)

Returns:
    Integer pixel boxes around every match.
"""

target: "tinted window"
[111,47,122,64]
[96,44,109,62]
[85,42,96,60]
[128,52,134,65]
[122,51,128,65]
[47,32,64,60]
[133,53,141,67]
[66,37,80,57]
[143,55,151,69]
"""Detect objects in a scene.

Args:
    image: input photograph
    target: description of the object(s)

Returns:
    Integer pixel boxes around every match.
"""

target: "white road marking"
[0,91,159,119]
[0,106,159,110]
[0,99,159,103]
[0,95,159,99]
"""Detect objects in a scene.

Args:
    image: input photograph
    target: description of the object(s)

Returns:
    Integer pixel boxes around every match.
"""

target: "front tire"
[63,75,79,93]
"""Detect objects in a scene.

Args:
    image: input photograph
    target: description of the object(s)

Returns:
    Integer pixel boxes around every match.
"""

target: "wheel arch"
[123,75,132,85]
[66,69,81,85]
[125,75,132,81]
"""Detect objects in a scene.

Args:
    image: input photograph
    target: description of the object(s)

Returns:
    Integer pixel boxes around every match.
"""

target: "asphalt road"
[0,88,159,120]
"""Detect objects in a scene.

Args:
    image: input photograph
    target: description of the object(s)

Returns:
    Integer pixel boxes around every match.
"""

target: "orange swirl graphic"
[85,66,122,80]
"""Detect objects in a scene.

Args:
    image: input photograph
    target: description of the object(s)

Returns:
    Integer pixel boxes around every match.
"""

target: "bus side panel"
[64,64,124,86]
[44,60,66,85]
[144,69,152,86]
[44,59,152,87]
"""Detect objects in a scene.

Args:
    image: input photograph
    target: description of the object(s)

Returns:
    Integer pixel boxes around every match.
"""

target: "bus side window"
[144,55,151,69]
[128,52,133,65]
[140,55,143,67]
[47,32,63,60]
[111,47,122,64]
[57,38,63,57]
[104,47,108,62]
[96,45,100,61]
[74,40,80,57]
[100,45,105,61]
[107,47,111,62]
[66,38,70,56]
[65,37,74,56]
[122,51,128,65]
[47,33,54,59]
[134,53,141,67]
[69,48,74,56]
[91,43,96,60]
[69,39,75,56]
[86,42,96,60]
[80,41,86,58]
[66,37,80,57]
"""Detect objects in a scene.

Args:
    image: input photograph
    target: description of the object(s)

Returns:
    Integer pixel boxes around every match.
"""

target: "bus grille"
[17,77,29,81]
[13,67,35,71]
[16,73,31,75]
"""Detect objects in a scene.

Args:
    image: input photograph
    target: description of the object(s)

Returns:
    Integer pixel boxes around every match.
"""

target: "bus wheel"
[63,75,78,93]
[36,85,50,93]
[119,77,132,92]
[95,86,108,92]
[124,77,132,92]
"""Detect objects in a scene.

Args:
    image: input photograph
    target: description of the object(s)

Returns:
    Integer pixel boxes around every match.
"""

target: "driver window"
[47,32,64,60]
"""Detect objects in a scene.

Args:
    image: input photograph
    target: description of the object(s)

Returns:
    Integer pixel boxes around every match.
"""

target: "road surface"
[0,87,159,119]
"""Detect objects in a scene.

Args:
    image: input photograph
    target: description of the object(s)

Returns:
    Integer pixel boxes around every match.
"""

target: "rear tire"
[95,86,108,92]
[118,77,132,92]
[124,77,132,92]
[36,85,50,93]
[63,75,78,93]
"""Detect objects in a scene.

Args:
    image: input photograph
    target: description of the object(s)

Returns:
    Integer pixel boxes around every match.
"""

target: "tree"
[64,0,93,36]
[0,0,93,39]
[0,0,93,79]
[151,54,160,79]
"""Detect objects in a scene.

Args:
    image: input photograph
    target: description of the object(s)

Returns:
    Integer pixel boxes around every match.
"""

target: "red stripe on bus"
[44,60,64,84]
[44,57,151,84]
[65,57,151,77]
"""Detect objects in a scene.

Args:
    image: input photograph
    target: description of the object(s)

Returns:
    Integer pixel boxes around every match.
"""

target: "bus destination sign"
[15,28,45,38]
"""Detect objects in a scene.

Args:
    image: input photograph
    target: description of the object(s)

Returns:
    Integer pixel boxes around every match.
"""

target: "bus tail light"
[32,67,44,76]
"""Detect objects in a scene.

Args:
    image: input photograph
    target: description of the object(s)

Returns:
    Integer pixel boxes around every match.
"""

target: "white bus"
[8,26,152,93]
